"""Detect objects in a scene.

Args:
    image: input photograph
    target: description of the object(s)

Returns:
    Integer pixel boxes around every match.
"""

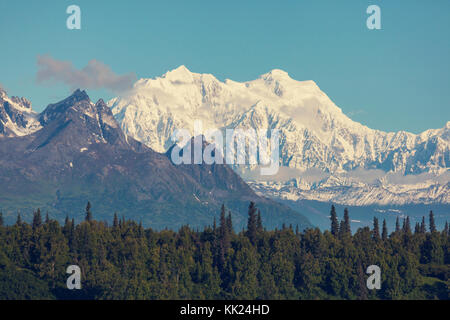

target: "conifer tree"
[343,208,351,235]
[219,205,230,250]
[339,208,351,239]
[414,222,420,234]
[85,201,93,222]
[339,220,345,239]
[256,210,263,233]
[444,221,449,236]
[429,211,436,233]
[113,213,119,228]
[0,212,3,226]
[45,212,49,224]
[357,262,368,300]
[403,216,411,234]
[32,209,42,230]
[220,204,226,233]
[226,212,233,234]
[382,219,388,241]
[16,213,22,225]
[330,205,339,236]
[218,204,230,270]
[420,216,426,234]
[373,217,380,240]
[395,216,400,232]
[247,202,258,245]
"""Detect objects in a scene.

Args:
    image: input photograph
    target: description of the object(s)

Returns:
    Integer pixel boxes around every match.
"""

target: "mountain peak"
[96,98,106,106]
[163,65,193,82]
[70,89,90,102]
[261,69,291,81]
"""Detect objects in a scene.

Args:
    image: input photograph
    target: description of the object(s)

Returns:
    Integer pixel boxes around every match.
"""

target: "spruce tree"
[113,213,119,228]
[420,216,426,234]
[0,212,3,226]
[226,212,233,234]
[330,205,339,236]
[382,219,388,241]
[16,213,22,225]
[373,217,380,240]
[429,211,436,233]
[219,205,230,251]
[220,204,226,233]
[85,201,93,222]
[256,210,263,233]
[247,202,258,245]
[414,222,420,234]
[395,216,400,232]
[444,221,449,236]
[32,209,42,230]
[218,204,230,270]
[403,216,411,234]
[357,262,368,300]
[343,208,351,235]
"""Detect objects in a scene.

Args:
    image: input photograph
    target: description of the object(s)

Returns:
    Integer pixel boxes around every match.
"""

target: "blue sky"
[0,0,449,133]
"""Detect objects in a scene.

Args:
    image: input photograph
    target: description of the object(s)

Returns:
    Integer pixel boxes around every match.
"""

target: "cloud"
[385,171,450,185]
[36,55,136,93]
[346,168,385,183]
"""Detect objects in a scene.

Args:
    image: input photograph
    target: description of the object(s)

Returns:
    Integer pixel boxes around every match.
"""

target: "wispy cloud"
[36,55,136,93]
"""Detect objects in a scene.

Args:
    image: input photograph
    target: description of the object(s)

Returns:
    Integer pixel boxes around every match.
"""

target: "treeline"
[0,203,448,300]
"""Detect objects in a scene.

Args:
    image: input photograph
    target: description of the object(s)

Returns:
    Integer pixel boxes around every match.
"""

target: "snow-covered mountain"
[0,87,42,136]
[109,66,450,206]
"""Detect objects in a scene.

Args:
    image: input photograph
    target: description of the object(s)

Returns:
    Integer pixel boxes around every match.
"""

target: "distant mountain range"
[109,66,449,208]
[0,87,311,230]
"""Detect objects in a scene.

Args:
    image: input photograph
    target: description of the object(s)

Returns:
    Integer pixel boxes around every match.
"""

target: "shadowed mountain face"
[0,89,312,230]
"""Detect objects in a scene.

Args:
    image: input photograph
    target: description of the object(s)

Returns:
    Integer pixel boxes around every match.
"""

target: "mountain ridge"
[0,88,312,230]
[109,66,449,206]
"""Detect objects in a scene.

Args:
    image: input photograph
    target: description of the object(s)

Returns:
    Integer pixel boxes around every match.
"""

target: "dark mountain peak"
[40,89,92,125]
[10,96,32,109]
[26,90,145,155]
[71,89,90,101]
[95,98,106,106]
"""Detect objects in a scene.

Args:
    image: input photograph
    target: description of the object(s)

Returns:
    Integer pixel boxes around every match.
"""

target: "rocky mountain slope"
[0,88,311,230]
[0,87,41,136]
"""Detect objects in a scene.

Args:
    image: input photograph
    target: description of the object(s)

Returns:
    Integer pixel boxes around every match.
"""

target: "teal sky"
[0,0,449,133]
